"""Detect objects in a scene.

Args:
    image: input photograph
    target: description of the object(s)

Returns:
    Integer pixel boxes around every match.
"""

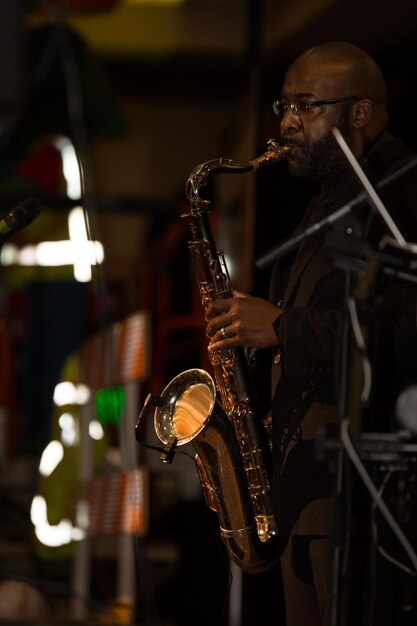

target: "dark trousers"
[280,535,364,626]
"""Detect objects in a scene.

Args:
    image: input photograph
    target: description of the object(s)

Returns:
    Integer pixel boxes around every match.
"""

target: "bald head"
[285,42,388,142]
[280,41,388,169]
[291,42,387,105]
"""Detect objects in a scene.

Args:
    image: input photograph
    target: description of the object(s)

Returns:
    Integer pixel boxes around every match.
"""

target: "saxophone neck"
[185,139,289,209]
[185,158,252,208]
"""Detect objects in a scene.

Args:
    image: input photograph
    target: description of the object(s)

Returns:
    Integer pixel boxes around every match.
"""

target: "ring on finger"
[220,326,229,339]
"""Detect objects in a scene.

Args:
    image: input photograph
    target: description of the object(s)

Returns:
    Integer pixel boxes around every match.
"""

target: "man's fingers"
[205,299,232,321]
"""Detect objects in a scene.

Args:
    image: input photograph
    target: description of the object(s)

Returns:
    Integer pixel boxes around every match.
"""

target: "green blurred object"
[95,385,125,424]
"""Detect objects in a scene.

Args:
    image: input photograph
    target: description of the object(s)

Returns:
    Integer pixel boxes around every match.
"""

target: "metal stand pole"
[71,402,93,620]
[117,379,141,623]
[229,560,243,626]
[331,271,352,626]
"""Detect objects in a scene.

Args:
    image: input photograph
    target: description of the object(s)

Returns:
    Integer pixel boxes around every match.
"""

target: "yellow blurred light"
[124,0,186,5]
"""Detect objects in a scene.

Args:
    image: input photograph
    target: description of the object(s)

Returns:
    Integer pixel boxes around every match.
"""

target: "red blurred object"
[14,141,64,195]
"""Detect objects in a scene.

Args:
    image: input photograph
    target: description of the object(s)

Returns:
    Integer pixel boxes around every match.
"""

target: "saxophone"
[152,140,289,573]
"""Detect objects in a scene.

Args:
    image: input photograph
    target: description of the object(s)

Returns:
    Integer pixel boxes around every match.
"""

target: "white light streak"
[30,495,86,547]
[68,207,102,282]
[1,241,104,267]
[38,440,64,477]
[53,136,81,200]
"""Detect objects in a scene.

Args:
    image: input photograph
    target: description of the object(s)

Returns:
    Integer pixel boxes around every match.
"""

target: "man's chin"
[287,160,319,183]
[287,159,305,178]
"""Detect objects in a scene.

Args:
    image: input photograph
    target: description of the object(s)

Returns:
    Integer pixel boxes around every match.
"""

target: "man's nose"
[280,109,302,134]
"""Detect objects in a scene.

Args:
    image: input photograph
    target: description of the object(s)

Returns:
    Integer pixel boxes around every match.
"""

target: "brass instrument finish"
[153,140,288,572]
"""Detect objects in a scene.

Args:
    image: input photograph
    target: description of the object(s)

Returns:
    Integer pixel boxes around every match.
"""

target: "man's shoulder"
[370,133,417,242]
[368,132,417,177]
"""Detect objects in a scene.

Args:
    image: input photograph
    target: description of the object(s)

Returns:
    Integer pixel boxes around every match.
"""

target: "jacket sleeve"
[276,263,345,376]
[277,307,341,376]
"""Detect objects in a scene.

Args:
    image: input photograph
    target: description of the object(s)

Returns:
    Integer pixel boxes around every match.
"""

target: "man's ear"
[351,99,373,128]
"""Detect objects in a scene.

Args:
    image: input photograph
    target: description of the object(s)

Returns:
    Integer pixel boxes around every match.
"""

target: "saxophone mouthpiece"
[249,139,289,171]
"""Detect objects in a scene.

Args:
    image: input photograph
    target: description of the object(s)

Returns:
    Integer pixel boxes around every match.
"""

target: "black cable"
[135,432,197,464]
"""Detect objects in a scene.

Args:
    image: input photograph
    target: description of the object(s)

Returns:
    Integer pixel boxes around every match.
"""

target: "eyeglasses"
[272,96,358,117]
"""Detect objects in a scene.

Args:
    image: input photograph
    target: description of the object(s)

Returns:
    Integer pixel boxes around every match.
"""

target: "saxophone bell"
[154,369,216,447]
[153,368,283,573]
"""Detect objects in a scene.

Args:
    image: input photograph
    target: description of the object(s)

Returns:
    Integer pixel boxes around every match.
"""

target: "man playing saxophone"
[205,42,417,625]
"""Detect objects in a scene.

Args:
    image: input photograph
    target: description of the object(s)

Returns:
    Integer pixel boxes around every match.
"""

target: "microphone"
[0,197,42,243]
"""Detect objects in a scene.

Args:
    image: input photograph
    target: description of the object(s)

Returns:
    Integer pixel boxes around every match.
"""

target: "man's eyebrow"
[280,92,318,100]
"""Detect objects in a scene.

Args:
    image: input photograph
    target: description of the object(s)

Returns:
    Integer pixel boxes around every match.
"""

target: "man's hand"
[205,290,282,351]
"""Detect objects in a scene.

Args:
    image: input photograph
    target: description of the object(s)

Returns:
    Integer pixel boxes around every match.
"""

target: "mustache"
[282,138,306,148]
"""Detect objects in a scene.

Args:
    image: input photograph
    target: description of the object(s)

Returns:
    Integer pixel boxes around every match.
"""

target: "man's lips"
[283,140,305,149]
[284,143,305,158]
